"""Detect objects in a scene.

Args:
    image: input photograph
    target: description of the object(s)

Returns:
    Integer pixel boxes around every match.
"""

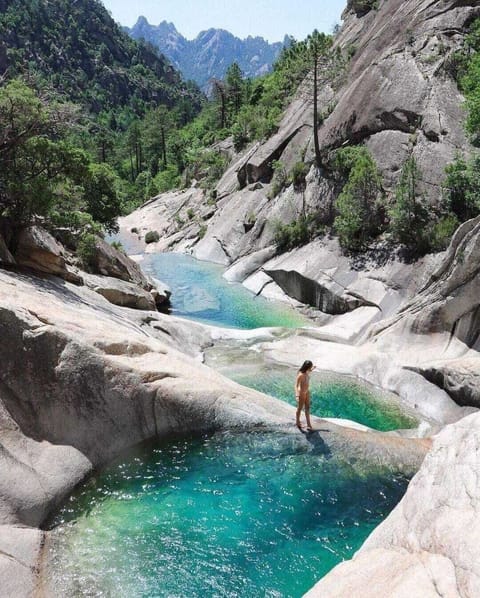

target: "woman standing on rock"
[295,360,315,431]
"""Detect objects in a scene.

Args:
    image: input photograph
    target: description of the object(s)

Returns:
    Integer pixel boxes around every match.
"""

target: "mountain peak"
[134,15,149,27]
[127,21,287,89]
[157,20,179,35]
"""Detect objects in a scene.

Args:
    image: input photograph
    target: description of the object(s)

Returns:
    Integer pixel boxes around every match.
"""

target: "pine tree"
[225,62,244,117]
[305,31,332,167]
[389,156,430,253]
[334,147,383,250]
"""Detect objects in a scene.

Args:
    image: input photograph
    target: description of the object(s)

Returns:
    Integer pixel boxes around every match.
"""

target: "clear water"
[48,431,409,598]
[65,239,414,596]
[229,366,417,432]
[142,252,308,329]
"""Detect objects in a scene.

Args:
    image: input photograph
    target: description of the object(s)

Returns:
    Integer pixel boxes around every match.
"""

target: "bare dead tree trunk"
[313,53,321,168]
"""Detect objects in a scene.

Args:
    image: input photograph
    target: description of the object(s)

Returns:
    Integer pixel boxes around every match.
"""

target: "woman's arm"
[296,373,307,397]
[295,373,301,396]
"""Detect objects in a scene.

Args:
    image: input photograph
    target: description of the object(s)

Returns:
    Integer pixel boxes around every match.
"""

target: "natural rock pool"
[46,431,409,598]
[50,244,417,596]
[142,252,308,329]
[229,367,418,432]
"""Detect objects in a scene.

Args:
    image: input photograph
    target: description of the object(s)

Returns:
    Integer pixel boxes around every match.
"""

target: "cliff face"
[121,0,480,349]
[369,215,480,408]
[324,0,477,191]
[125,0,479,259]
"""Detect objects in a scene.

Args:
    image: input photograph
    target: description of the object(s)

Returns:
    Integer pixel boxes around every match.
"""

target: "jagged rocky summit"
[126,16,286,89]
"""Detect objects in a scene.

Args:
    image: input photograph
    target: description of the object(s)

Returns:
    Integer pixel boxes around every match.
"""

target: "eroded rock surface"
[306,412,480,597]
[373,216,480,344]
[0,268,429,595]
[83,272,157,311]
[365,216,480,410]
[15,226,82,284]
[89,237,153,289]
[0,232,14,266]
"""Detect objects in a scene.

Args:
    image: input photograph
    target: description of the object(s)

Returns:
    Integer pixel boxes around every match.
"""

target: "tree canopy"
[0,79,121,247]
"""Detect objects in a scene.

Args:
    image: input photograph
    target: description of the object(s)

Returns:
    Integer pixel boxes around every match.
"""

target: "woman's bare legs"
[296,396,304,428]
[296,395,313,429]
[305,396,313,430]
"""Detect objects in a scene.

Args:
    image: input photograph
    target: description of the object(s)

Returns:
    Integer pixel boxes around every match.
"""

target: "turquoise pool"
[229,366,417,432]
[60,241,417,597]
[47,431,409,598]
[142,252,308,329]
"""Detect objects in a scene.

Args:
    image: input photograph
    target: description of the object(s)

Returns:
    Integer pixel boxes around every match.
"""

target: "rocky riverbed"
[3,0,480,595]
[0,264,433,597]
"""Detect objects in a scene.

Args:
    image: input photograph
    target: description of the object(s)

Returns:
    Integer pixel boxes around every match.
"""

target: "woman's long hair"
[299,360,313,373]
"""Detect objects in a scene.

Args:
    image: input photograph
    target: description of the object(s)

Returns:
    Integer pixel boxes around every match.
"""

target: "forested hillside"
[0,0,202,116]
[0,0,206,259]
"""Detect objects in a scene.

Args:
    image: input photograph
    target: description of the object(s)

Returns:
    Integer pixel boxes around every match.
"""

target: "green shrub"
[333,146,384,251]
[145,230,160,244]
[154,165,181,193]
[443,153,480,221]
[290,161,309,190]
[388,156,430,254]
[429,214,460,252]
[184,150,228,190]
[346,44,357,59]
[77,233,97,270]
[268,160,288,199]
[187,208,195,220]
[458,20,480,143]
[110,240,124,253]
[274,216,322,251]
[207,189,218,205]
[198,224,207,239]
[83,163,122,233]
[50,210,102,237]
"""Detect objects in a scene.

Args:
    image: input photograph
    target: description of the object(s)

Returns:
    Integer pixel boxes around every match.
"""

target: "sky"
[101,0,347,43]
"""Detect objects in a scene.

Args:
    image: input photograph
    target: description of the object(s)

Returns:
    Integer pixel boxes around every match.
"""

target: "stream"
[47,248,418,597]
